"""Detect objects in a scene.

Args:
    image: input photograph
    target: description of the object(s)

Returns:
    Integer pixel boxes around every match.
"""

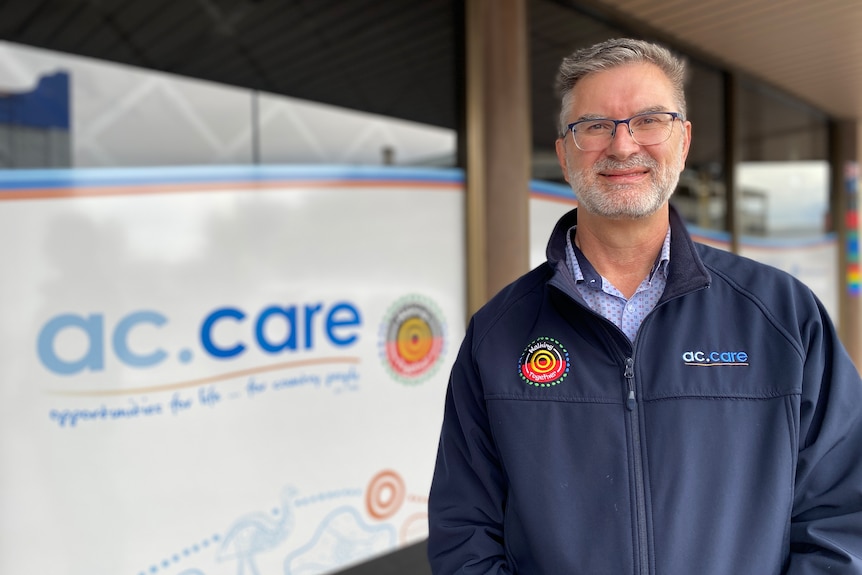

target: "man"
[427,38,862,574]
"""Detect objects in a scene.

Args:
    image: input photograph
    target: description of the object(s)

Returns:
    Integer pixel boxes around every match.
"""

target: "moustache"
[592,155,659,173]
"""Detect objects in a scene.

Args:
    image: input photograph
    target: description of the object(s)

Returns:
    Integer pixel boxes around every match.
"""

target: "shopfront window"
[736,78,835,316]
[737,79,830,237]
[673,61,726,234]
[0,40,456,169]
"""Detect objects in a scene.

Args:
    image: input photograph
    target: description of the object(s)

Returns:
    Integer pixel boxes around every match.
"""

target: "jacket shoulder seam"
[471,266,551,350]
[703,263,806,361]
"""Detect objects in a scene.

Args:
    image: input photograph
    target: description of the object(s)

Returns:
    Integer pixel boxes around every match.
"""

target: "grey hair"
[555,38,688,135]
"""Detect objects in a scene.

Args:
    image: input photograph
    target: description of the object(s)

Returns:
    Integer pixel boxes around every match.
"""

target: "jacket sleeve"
[786,301,862,573]
[427,319,513,575]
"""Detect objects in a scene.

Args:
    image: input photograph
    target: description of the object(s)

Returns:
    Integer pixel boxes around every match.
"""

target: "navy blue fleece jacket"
[428,207,862,574]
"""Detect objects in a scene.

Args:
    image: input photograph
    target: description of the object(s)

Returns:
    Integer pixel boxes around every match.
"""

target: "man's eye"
[633,115,661,128]
[583,122,611,132]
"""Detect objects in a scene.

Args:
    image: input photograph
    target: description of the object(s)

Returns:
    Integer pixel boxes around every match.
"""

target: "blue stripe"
[529,180,577,200]
[0,165,466,190]
[687,223,836,247]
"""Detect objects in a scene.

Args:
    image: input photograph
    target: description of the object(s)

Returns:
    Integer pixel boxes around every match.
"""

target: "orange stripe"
[0,179,462,201]
[529,191,578,205]
[45,355,361,397]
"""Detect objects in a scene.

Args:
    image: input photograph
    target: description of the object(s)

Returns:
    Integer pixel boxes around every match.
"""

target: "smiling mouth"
[600,169,649,178]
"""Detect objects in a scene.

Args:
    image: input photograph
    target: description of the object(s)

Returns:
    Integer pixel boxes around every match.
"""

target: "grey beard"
[568,153,682,220]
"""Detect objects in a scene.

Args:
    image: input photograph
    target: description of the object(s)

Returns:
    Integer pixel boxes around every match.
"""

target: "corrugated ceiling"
[0,0,460,130]
[587,0,862,120]
[1,0,860,147]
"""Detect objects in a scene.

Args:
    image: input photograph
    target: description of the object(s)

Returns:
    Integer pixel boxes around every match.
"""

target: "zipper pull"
[625,357,636,411]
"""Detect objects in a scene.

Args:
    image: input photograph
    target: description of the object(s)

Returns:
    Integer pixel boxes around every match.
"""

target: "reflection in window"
[672,60,726,232]
[736,79,836,319]
[0,40,455,169]
[737,161,829,238]
[737,79,830,238]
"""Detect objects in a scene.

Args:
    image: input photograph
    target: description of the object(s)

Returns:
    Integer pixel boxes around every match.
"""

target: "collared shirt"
[565,226,671,342]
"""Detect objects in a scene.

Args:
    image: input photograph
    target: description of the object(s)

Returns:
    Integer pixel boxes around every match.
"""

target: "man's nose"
[608,122,641,157]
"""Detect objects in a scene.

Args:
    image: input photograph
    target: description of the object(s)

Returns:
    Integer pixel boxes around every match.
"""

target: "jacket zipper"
[549,278,710,574]
[625,356,649,575]
[622,284,708,574]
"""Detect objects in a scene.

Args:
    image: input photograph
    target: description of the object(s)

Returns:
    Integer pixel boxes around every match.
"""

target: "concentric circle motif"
[518,337,570,387]
[365,469,406,520]
[380,296,445,384]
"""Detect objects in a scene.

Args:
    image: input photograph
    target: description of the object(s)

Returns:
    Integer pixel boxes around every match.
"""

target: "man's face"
[554,62,692,220]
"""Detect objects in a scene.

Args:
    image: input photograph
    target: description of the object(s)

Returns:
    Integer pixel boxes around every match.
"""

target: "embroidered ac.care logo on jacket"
[518,337,569,387]
[682,350,749,366]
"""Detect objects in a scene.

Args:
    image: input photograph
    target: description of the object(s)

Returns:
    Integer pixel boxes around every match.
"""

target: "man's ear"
[555,138,570,183]
[681,120,692,167]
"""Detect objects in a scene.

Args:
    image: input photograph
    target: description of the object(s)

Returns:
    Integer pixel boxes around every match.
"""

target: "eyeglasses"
[565,112,683,152]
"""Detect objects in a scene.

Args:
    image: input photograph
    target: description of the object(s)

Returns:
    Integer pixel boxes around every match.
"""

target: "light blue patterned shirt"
[565,226,671,342]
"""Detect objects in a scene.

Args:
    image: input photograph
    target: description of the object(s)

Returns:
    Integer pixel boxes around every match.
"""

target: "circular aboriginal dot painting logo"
[380,295,446,384]
[518,337,569,387]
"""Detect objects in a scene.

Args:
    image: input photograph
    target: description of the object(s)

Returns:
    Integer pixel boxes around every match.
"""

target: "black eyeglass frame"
[565,111,684,150]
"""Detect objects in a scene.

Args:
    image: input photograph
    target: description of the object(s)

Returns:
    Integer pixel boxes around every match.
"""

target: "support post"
[464,0,531,317]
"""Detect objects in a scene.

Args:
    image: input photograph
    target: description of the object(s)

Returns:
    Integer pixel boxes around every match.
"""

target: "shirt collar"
[566,225,672,288]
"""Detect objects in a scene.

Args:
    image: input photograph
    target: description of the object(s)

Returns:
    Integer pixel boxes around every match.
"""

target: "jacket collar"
[546,204,711,301]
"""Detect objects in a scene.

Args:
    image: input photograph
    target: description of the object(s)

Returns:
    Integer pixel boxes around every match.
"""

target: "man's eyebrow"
[637,105,671,114]
[572,106,671,123]
[573,114,607,122]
